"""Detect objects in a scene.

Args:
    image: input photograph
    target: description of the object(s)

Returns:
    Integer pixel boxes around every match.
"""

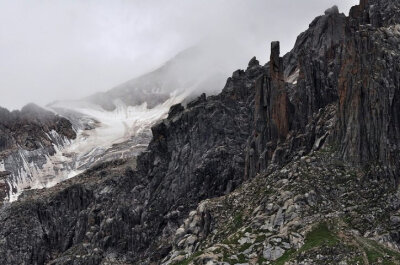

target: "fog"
[0,0,358,110]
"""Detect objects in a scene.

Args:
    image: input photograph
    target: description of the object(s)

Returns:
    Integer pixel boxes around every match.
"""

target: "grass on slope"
[357,237,400,265]
[301,222,340,251]
[272,222,340,265]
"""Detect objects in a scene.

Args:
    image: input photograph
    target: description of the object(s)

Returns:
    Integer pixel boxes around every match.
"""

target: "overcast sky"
[0,0,358,110]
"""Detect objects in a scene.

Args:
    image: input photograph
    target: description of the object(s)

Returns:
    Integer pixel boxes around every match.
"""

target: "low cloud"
[0,0,358,110]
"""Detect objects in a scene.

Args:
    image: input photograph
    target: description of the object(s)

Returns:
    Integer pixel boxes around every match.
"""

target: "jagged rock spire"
[270,41,282,78]
[247,56,259,69]
[247,41,291,178]
[269,41,289,140]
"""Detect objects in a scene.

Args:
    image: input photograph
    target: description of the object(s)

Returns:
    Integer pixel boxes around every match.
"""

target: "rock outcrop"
[0,59,264,264]
[335,21,400,180]
[163,149,400,265]
[0,104,76,201]
[245,7,347,178]
[0,103,75,153]
[246,0,400,181]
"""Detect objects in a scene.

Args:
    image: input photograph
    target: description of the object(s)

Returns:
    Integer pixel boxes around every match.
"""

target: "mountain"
[0,103,76,201]
[1,0,400,264]
[85,45,232,111]
[0,45,230,203]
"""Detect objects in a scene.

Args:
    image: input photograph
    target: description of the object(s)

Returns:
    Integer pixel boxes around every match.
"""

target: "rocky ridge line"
[0,103,76,202]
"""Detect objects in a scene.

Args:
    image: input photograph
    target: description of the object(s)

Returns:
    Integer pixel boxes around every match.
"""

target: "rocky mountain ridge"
[0,103,76,201]
[1,45,218,203]
[0,0,399,264]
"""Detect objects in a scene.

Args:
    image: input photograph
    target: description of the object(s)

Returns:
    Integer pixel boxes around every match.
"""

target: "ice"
[6,91,187,201]
[54,90,187,169]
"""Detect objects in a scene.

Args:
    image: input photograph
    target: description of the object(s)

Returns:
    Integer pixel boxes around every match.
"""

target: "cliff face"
[349,0,400,28]
[161,2,400,263]
[330,0,400,179]
[335,2,400,179]
[0,103,75,153]
[0,60,264,264]
[246,42,292,178]
[245,7,347,178]
[0,0,400,264]
[0,104,76,201]
[246,0,400,180]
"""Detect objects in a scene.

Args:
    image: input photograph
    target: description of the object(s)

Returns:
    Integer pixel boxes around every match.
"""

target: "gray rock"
[263,245,285,261]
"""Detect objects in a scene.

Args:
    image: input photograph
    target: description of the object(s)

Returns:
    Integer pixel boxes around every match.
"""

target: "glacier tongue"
[5,92,187,202]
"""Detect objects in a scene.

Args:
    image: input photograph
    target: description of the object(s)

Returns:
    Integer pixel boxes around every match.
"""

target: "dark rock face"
[245,42,293,178]
[246,0,400,179]
[336,0,400,179]
[0,184,94,265]
[0,103,76,154]
[0,104,76,201]
[0,61,264,264]
[335,24,400,179]
[245,8,347,178]
[134,78,260,261]
[349,0,400,28]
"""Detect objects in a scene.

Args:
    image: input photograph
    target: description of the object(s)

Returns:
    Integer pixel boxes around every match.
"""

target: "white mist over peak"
[86,44,235,111]
[0,0,358,110]
[4,45,221,202]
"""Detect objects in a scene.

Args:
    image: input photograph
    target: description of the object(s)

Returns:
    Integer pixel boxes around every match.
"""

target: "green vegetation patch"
[239,242,252,252]
[348,255,365,265]
[233,212,244,229]
[300,222,340,251]
[358,238,400,265]
[271,222,340,265]
[255,234,266,243]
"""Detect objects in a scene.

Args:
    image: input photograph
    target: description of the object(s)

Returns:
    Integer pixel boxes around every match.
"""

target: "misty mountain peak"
[325,5,339,15]
[21,102,46,113]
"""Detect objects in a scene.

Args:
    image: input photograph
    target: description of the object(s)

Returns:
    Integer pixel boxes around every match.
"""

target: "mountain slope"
[0,62,261,264]
[0,0,400,264]
[165,1,400,264]
[86,45,231,111]
[1,45,227,202]
[0,104,76,202]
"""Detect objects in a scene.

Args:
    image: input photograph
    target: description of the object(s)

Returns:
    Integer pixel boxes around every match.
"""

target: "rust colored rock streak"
[336,26,400,179]
[246,42,293,178]
[270,42,290,140]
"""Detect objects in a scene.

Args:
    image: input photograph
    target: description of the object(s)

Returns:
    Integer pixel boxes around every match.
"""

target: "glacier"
[1,44,232,203]
[3,91,187,202]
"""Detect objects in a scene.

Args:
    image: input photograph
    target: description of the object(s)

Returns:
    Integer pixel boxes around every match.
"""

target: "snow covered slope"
[2,46,233,202]
[2,92,186,201]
